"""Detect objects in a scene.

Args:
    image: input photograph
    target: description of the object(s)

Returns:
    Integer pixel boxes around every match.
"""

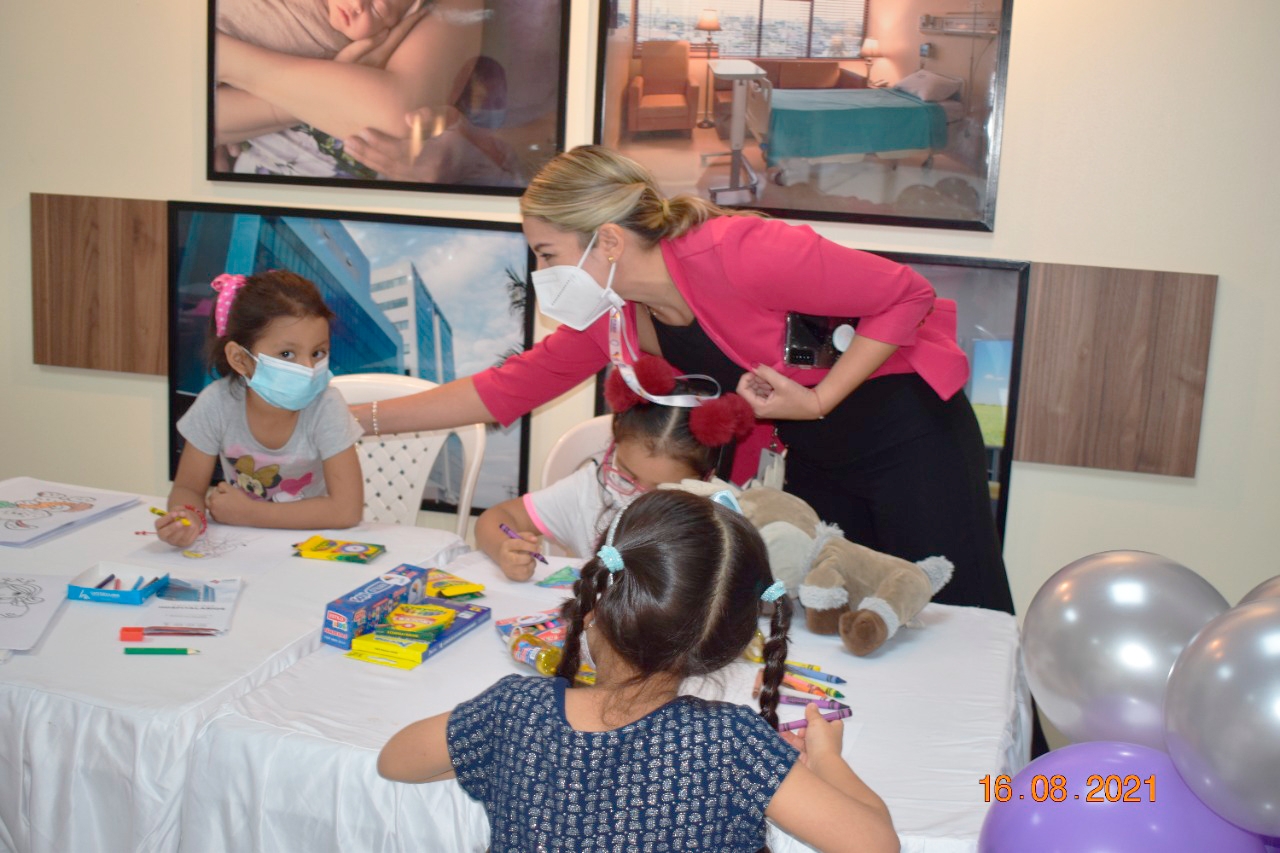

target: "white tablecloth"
[179,550,1031,853]
[0,499,466,853]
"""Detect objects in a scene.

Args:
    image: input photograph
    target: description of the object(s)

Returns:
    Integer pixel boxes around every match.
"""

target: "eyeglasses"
[600,443,650,497]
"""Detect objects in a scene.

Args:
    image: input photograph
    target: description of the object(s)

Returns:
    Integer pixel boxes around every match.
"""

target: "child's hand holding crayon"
[152,506,201,549]
[495,523,547,583]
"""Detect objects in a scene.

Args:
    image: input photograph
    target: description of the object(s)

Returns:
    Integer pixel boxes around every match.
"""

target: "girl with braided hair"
[379,489,897,853]
[475,354,755,581]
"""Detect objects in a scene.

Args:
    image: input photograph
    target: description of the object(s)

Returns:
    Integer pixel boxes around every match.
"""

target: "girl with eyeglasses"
[475,356,753,581]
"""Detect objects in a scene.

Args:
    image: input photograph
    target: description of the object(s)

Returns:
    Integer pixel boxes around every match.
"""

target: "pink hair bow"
[211,274,248,337]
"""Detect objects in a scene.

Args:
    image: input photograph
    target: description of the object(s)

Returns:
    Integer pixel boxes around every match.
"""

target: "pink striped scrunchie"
[211,274,248,337]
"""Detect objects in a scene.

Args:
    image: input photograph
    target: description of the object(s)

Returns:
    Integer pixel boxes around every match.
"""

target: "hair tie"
[597,511,626,573]
[760,580,787,603]
[211,274,248,337]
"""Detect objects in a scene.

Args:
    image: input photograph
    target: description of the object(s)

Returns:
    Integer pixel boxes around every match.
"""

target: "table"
[705,59,767,204]
[0,497,466,853]
[178,550,1031,853]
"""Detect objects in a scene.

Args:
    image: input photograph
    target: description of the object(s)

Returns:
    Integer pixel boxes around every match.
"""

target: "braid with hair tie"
[555,560,606,684]
[757,595,794,729]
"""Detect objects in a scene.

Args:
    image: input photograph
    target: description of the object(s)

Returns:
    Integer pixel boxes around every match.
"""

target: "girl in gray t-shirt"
[155,270,364,548]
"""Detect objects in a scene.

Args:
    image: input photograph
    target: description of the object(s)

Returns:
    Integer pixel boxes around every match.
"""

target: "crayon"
[123,648,201,655]
[782,673,844,699]
[150,506,191,527]
[785,664,846,685]
[498,523,549,564]
[777,706,853,733]
[777,694,846,711]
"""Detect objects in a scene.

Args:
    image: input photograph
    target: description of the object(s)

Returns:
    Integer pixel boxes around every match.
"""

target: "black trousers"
[778,374,1015,614]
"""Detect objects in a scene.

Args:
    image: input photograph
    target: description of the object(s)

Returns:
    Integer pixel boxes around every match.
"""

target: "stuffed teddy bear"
[666,480,952,656]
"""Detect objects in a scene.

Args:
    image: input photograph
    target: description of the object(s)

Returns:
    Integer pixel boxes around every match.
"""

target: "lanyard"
[607,308,720,408]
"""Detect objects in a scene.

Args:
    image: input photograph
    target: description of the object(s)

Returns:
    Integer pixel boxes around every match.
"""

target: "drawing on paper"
[0,578,46,618]
[181,530,254,560]
[0,492,96,530]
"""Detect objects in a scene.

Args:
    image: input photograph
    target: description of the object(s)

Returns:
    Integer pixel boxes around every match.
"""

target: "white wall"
[2,0,1277,613]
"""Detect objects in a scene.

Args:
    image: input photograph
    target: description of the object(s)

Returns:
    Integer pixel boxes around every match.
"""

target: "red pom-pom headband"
[604,355,754,448]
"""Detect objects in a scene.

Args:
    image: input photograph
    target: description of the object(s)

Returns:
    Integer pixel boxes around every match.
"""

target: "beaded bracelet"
[371,399,380,437]
[182,504,208,535]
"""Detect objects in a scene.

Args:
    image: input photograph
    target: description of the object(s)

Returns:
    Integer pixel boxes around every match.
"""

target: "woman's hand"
[346,106,465,182]
[205,482,257,527]
[736,364,825,421]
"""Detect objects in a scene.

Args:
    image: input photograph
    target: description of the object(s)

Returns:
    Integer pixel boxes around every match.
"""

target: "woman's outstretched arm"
[214,0,484,140]
[350,376,495,436]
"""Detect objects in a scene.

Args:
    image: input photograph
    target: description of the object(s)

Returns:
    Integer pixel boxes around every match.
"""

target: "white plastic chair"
[540,415,613,556]
[331,374,486,539]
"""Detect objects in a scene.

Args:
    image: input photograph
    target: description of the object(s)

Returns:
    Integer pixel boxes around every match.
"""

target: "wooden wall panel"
[31,193,167,375]
[1013,263,1217,477]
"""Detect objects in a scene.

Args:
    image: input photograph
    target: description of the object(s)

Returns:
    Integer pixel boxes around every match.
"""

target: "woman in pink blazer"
[353,145,1013,613]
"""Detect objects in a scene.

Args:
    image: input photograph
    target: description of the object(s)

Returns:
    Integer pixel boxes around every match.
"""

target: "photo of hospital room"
[598,0,1005,227]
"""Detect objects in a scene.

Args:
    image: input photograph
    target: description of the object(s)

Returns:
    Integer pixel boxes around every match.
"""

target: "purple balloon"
[978,742,1265,853]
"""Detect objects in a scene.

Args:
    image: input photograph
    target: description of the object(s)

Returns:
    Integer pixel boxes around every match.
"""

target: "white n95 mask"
[531,231,625,331]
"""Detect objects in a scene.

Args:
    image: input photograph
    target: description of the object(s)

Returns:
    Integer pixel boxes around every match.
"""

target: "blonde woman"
[353,145,1013,613]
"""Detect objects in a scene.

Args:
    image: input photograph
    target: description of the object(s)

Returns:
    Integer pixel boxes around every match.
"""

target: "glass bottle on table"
[509,631,595,684]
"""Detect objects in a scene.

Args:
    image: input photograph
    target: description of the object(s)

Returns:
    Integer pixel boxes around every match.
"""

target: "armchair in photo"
[627,40,700,137]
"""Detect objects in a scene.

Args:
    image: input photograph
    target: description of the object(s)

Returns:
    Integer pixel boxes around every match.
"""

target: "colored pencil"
[150,506,191,527]
[123,648,201,655]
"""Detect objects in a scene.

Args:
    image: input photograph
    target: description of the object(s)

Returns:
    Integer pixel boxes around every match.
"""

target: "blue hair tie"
[760,580,786,603]
[597,511,625,574]
[598,545,624,573]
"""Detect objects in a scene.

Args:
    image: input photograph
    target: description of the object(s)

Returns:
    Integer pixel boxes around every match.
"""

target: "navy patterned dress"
[447,675,798,852]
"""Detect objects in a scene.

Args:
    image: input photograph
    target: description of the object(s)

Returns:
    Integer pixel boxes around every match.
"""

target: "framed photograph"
[594,0,1012,230]
[168,201,534,514]
[208,0,570,194]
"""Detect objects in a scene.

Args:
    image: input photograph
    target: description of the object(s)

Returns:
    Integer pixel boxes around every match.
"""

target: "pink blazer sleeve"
[471,317,613,427]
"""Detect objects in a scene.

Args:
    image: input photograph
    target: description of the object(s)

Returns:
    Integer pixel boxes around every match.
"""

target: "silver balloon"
[1165,599,1280,836]
[1021,550,1228,750]
[1240,575,1280,606]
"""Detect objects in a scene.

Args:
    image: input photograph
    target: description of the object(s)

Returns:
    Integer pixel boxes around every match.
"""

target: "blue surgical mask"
[242,348,331,411]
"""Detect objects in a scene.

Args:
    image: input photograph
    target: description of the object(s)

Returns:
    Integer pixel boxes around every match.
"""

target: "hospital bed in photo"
[745,72,967,191]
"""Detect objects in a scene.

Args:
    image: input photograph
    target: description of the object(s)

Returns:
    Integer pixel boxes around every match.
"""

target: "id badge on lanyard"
[756,428,786,490]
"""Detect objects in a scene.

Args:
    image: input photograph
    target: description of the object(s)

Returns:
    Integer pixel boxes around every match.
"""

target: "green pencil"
[123,647,201,655]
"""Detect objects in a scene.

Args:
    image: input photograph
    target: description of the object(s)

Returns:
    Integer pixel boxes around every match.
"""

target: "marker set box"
[67,562,169,604]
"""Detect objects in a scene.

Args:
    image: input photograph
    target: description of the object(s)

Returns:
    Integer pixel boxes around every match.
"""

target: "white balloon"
[1022,550,1228,750]
[1165,599,1280,837]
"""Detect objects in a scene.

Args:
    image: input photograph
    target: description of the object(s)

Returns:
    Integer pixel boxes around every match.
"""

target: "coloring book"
[0,477,139,547]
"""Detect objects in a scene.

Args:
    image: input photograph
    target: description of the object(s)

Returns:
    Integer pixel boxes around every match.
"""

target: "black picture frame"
[167,200,535,515]
[207,0,570,195]
[594,0,1013,231]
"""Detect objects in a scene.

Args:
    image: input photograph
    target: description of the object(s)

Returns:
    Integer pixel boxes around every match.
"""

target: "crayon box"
[322,564,430,650]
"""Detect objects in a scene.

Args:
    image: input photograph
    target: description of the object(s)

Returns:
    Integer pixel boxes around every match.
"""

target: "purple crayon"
[498,523,549,564]
[777,694,846,711]
[777,706,853,733]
